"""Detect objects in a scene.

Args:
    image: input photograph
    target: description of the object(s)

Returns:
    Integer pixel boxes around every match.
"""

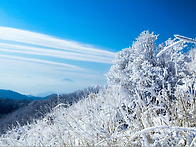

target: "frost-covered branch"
[174,34,196,43]
[129,125,196,141]
[156,40,184,57]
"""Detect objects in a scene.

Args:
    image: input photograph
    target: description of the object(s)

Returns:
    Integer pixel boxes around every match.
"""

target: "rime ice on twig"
[156,40,183,57]
[156,35,196,57]
[174,34,196,43]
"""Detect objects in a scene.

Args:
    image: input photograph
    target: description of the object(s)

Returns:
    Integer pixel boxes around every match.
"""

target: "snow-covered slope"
[0,86,100,135]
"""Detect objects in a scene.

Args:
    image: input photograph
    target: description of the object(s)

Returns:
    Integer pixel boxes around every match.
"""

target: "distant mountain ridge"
[0,89,41,100]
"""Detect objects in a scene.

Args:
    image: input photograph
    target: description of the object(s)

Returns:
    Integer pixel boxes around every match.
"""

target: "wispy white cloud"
[0,56,107,95]
[0,54,83,71]
[0,26,114,95]
[0,27,115,59]
[0,42,113,63]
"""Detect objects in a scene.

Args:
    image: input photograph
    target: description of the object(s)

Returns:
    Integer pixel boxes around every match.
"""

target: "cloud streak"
[0,26,114,94]
[0,42,113,64]
[0,26,115,72]
[0,54,83,71]
[0,26,115,59]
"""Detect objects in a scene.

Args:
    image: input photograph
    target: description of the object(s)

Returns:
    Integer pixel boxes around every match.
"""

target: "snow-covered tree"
[107,31,194,101]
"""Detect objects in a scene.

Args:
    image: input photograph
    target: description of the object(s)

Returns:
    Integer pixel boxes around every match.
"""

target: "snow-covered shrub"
[107,31,193,100]
[0,86,195,146]
[107,31,158,97]
[0,86,130,146]
[106,31,196,146]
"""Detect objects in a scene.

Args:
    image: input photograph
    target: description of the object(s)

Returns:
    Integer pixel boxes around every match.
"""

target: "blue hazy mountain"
[0,89,41,100]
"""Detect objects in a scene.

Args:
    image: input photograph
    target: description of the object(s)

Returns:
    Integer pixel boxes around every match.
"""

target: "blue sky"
[0,0,195,96]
